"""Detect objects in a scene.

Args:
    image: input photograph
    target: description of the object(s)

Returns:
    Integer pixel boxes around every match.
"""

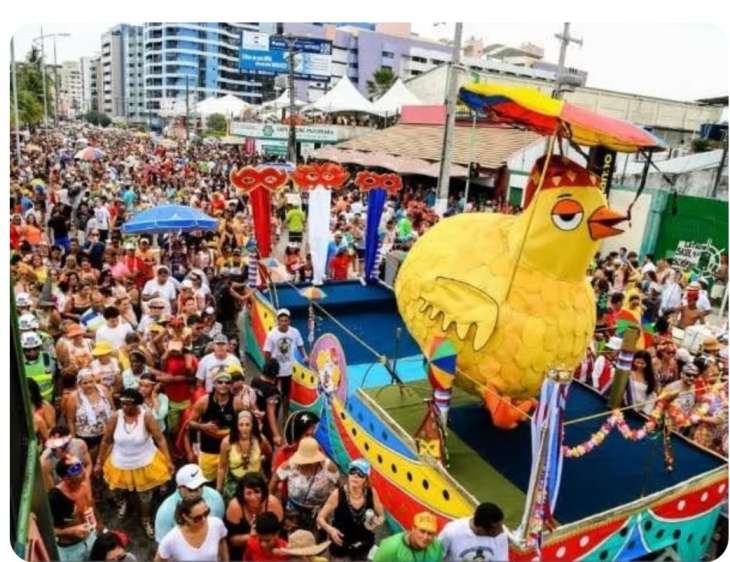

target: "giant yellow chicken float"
[396,155,627,428]
[396,83,662,429]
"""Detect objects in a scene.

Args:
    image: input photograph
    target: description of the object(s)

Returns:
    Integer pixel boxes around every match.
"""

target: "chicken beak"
[588,206,627,240]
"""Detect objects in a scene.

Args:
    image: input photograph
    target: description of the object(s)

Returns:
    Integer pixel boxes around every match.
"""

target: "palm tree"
[367,67,397,98]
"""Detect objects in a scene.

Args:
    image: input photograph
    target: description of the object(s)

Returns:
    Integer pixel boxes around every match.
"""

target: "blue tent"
[121,204,219,234]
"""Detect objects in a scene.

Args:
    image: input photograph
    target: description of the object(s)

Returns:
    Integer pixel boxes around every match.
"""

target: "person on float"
[155,463,226,544]
[590,335,622,395]
[224,472,284,560]
[95,388,174,539]
[317,458,385,561]
[625,350,659,415]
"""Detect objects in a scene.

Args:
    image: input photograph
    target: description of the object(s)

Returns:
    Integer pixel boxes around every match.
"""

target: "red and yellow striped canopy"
[459,83,665,153]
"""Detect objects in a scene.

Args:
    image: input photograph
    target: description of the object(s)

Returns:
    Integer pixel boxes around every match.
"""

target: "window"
[349,62,358,69]
[382,51,394,58]
[411,56,427,64]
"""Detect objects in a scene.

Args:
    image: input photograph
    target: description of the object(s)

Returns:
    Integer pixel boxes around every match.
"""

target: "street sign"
[240,32,332,82]
[230,122,338,143]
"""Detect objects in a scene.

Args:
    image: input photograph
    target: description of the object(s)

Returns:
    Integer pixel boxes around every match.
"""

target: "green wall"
[653,194,728,259]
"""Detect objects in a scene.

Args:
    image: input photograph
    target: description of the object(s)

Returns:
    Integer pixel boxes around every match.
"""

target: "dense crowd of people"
[10,123,727,561]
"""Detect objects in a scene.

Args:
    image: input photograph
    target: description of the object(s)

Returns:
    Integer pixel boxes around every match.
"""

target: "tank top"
[111,410,157,469]
[224,498,270,562]
[329,486,375,557]
[200,393,235,454]
[75,387,113,438]
[228,438,263,478]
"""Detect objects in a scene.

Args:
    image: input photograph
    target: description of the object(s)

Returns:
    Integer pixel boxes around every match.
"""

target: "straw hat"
[289,436,326,465]
[278,530,330,557]
[703,337,722,352]
[66,323,86,338]
[92,340,114,356]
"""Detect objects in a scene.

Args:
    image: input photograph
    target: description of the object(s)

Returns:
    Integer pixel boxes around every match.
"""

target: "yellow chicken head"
[509,155,627,283]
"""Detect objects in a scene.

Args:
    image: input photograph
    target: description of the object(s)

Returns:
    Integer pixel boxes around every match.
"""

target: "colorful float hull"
[247,284,727,561]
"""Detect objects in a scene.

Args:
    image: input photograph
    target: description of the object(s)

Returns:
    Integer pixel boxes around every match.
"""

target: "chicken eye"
[551,199,584,231]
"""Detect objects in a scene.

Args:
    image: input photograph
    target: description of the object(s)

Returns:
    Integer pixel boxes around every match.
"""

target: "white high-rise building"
[59,61,83,117]
[100,24,145,120]
[79,56,96,114]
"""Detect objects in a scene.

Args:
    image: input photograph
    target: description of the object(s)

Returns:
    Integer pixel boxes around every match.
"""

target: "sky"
[11,22,728,102]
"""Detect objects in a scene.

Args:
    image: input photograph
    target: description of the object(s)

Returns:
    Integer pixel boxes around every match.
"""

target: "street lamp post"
[11,37,22,162]
[33,31,71,126]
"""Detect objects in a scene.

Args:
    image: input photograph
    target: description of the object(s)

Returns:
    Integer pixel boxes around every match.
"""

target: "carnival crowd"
[10,123,727,562]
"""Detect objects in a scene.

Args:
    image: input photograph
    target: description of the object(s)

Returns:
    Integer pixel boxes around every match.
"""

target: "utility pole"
[552,23,582,100]
[435,22,463,216]
[52,36,60,125]
[285,34,298,164]
[39,26,49,127]
[11,37,22,162]
[185,75,190,141]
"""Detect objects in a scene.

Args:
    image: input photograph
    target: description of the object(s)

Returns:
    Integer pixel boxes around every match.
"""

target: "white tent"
[261,90,307,111]
[304,75,378,115]
[196,94,252,118]
[372,79,423,116]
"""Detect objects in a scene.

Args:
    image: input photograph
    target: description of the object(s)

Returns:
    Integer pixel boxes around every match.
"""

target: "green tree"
[9,45,55,127]
[83,110,111,127]
[367,66,397,98]
[206,112,227,135]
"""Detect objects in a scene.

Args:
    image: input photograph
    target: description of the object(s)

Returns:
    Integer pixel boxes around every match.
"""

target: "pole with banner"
[588,146,617,197]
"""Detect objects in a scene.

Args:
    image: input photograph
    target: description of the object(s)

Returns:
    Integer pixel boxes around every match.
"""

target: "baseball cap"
[348,458,371,476]
[276,308,291,318]
[413,511,438,533]
[176,464,208,489]
[214,371,232,382]
[213,334,229,345]
[181,279,194,289]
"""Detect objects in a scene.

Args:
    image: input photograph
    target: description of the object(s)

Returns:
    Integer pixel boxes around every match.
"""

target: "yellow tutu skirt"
[103,450,171,492]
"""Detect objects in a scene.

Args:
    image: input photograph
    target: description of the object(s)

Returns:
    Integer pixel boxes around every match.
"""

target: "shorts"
[198,451,220,481]
[79,434,103,451]
[278,376,292,399]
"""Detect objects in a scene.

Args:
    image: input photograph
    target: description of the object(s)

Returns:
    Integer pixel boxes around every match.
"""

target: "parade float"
[242,84,728,561]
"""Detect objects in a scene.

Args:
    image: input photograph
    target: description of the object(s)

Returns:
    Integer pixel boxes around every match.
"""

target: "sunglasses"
[348,468,367,478]
[215,380,232,385]
[188,508,210,523]
[66,462,84,477]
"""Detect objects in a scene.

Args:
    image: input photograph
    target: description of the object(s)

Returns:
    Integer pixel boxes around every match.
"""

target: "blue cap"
[348,458,371,476]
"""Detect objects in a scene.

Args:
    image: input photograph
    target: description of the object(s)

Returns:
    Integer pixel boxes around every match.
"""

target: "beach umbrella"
[75,146,105,161]
[459,83,665,152]
[121,204,218,234]
[424,337,457,425]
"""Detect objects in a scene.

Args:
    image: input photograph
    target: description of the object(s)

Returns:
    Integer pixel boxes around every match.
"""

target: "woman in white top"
[95,388,173,539]
[155,496,229,562]
[64,369,114,463]
[625,351,659,415]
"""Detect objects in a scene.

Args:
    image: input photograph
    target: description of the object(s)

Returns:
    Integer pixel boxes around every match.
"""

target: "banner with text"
[240,32,332,82]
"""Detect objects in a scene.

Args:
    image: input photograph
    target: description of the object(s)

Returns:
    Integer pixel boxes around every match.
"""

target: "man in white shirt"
[195,334,243,392]
[95,306,134,349]
[142,266,177,313]
[641,254,656,275]
[439,502,510,562]
[263,308,307,414]
[94,198,112,242]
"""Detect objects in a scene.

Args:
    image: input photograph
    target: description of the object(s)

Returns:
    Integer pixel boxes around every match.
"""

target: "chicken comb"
[523,155,599,207]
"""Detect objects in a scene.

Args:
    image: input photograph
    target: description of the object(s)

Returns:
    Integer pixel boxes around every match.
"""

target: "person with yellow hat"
[373,511,444,562]
[90,340,122,398]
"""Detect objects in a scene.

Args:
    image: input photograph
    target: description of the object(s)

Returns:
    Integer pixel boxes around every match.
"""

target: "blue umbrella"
[122,204,219,234]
